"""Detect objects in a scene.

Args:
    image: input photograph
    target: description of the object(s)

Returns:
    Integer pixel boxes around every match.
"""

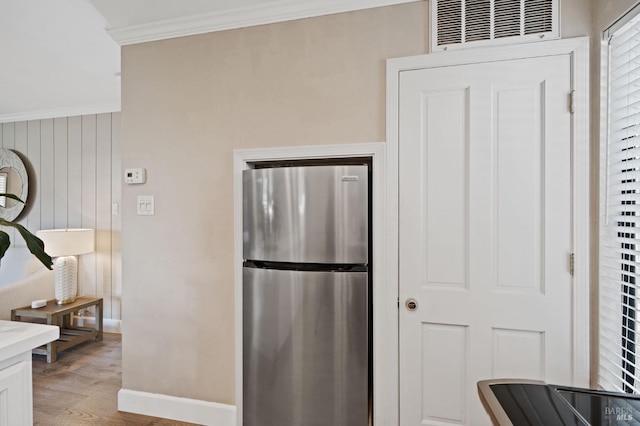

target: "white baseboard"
[118,389,236,426]
[103,318,121,333]
[73,315,121,334]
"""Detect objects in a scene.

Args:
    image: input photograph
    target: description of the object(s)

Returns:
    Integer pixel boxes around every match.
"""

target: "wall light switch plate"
[137,195,154,216]
[125,168,146,184]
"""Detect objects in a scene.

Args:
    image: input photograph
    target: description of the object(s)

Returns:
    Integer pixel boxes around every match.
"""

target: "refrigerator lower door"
[243,267,369,426]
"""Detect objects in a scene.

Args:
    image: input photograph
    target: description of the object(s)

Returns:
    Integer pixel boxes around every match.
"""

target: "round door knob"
[405,298,418,311]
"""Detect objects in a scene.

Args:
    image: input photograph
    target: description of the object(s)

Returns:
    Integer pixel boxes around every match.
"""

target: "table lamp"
[36,229,94,304]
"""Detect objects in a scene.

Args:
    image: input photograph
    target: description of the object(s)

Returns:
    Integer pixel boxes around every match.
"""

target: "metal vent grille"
[524,0,553,34]
[437,0,463,44]
[432,0,557,51]
[495,0,520,38]
[465,0,490,41]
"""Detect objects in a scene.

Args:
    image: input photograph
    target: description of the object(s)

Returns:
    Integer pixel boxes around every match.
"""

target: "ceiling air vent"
[432,0,558,51]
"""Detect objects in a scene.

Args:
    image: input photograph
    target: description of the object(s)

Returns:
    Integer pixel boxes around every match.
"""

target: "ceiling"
[0,0,416,123]
[0,0,119,123]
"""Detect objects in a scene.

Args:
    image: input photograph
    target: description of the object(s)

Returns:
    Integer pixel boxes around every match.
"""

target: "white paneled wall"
[0,113,121,321]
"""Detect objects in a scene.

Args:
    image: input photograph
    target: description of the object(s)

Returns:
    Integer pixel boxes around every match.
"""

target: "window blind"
[601,12,640,394]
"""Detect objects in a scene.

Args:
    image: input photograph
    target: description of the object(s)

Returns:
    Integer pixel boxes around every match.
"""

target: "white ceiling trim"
[108,0,421,45]
[0,102,121,124]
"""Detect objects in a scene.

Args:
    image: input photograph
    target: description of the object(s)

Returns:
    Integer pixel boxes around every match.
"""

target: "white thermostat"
[125,168,146,184]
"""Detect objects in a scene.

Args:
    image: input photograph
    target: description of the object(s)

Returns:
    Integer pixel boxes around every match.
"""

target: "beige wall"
[563,0,595,37]
[594,0,638,32]
[120,0,595,406]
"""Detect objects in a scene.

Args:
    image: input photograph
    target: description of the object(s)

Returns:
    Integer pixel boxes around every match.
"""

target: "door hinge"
[569,90,575,114]
[397,297,400,309]
[569,253,575,276]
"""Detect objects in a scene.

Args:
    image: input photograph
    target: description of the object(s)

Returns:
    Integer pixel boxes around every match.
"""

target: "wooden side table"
[11,296,103,363]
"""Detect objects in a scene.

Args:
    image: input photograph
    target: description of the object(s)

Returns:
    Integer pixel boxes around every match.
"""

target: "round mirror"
[0,149,28,222]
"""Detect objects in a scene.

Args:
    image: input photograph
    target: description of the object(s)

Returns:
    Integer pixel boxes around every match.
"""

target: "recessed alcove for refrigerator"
[242,161,371,426]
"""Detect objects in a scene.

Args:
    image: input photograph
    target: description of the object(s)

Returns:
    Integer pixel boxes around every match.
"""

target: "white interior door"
[398,54,574,425]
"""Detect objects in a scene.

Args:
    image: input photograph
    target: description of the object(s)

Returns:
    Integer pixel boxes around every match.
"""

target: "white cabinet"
[0,320,58,425]
[0,354,32,426]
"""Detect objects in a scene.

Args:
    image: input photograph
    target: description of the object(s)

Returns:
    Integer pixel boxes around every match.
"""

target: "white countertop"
[0,320,59,362]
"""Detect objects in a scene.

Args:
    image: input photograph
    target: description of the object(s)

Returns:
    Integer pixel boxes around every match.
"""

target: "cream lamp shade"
[36,229,94,304]
[36,228,94,257]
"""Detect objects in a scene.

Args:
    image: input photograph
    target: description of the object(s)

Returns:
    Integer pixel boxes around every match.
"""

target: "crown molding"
[0,102,121,124]
[108,0,421,46]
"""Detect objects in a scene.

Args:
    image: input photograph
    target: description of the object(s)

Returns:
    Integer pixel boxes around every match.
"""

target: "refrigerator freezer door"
[243,165,368,264]
[243,267,369,426]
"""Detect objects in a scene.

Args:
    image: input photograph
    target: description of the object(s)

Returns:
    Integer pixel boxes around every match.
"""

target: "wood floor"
[32,332,198,425]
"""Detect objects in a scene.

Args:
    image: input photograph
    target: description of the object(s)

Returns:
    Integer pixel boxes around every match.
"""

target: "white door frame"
[233,142,397,425]
[387,36,590,422]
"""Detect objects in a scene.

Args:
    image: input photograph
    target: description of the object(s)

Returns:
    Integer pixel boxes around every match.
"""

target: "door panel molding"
[387,37,590,425]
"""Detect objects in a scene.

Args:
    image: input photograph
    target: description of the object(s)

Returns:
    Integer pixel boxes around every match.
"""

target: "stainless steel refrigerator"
[242,164,370,426]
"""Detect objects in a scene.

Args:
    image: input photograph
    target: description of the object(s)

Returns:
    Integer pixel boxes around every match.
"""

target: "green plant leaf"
[0,219,52,269]
[0,193,24,203]
[0,231,9,259]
